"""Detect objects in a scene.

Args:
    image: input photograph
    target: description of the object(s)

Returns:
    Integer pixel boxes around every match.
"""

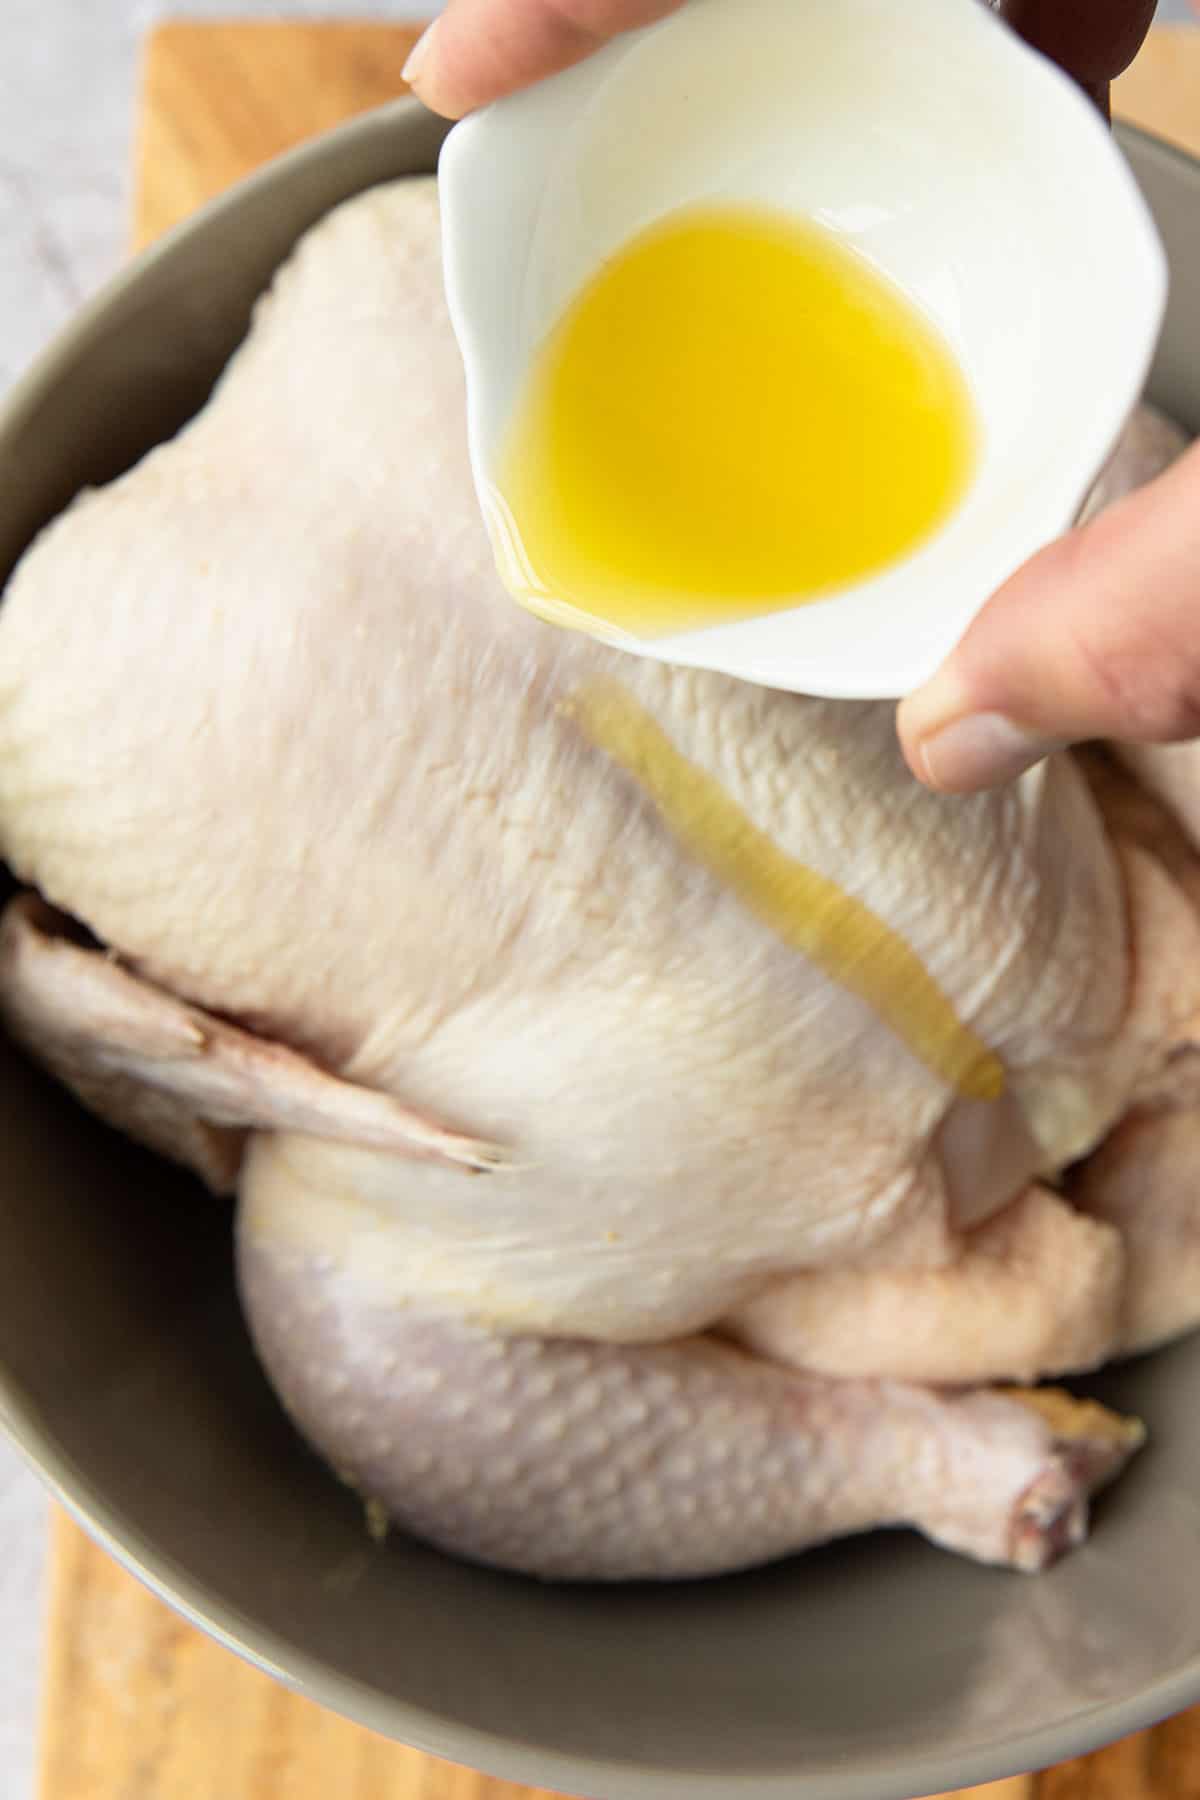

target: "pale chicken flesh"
[1,179,1197,1579]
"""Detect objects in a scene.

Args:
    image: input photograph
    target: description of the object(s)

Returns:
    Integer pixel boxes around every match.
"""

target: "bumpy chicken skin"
[0,179,1196,1578]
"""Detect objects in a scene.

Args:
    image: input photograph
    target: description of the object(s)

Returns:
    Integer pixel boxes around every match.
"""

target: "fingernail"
[917,712,1056,793]
[402,20,439,87]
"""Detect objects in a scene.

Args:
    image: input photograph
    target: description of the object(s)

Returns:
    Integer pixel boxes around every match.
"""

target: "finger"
[898,437,1200,793]
[404,0,683,119]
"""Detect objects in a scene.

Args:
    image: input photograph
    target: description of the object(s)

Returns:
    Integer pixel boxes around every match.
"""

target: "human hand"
[403,0,685,119]
[898,436,1200,792]
[403,0,1182,799]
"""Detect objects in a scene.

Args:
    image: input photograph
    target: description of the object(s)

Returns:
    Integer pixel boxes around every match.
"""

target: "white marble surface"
[0,4,1193,1798]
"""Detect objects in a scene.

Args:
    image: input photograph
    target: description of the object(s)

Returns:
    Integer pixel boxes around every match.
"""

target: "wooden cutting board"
[36,21,1200,1800]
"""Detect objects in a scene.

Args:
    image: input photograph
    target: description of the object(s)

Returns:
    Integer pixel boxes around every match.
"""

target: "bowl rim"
[2,95,1200,1800]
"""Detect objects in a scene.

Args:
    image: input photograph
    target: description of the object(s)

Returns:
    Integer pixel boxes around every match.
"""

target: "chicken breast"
[0,178,1194,1578]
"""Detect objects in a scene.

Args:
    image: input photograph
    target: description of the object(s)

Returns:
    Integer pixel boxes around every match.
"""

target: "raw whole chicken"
[2,178,1198,1581]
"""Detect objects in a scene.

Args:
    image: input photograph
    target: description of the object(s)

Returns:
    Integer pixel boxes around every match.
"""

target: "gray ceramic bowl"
[2,103,1199,1800]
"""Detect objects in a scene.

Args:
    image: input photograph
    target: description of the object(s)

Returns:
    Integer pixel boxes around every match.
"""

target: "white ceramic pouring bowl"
[440,0,1167,699]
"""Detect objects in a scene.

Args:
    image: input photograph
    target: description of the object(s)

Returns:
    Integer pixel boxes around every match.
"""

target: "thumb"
[898,437,1200,792]
[403,0,683,120]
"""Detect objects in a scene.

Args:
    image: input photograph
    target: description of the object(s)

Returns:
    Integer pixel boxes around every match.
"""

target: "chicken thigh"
[0,179,1195,1579]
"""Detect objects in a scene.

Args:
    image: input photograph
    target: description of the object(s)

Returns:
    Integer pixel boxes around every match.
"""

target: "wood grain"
[36,18,1200,1800]
[133,21,425,248]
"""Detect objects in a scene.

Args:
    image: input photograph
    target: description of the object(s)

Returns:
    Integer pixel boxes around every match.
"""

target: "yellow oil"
[568,680,1004,1102]
[496,203,979,638]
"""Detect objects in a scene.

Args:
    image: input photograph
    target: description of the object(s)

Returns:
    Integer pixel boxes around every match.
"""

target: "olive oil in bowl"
[497,204,979,639]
